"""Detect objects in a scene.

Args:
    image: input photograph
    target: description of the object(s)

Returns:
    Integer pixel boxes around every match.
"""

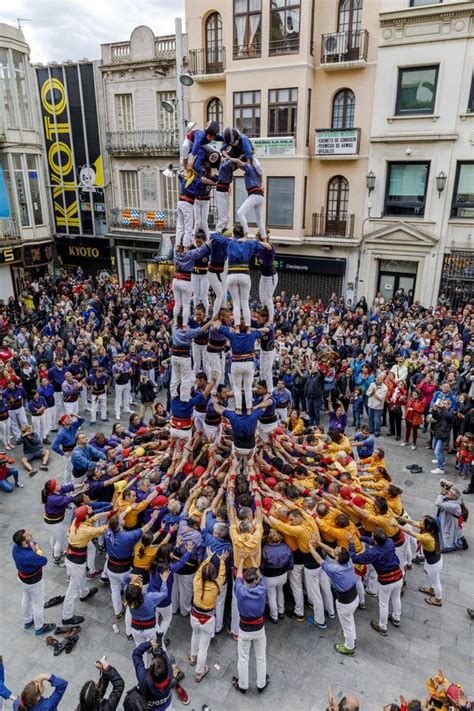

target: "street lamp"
[162,99,176,114]
[163,163,177,179]
[179,73,194,87]
[366,171,376,196]
[436,171,447,198]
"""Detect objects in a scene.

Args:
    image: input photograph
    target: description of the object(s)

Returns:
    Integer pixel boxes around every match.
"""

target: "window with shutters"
[157,91,178,131]
[141,170,157,204]
[120,170,139,208]
[161,171,178,213]
[115,94,134,131]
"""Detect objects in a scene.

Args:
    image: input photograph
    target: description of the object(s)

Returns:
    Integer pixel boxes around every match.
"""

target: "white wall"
[0,266,14,301]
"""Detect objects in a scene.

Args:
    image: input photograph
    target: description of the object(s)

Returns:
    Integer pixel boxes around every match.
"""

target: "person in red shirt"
[401,389,425,450]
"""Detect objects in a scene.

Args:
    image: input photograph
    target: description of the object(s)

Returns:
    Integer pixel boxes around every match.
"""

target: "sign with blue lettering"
[0,165,10,218]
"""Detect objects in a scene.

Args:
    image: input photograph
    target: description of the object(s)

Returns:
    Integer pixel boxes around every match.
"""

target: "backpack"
[123,676,147,711]
[460,500,469,522]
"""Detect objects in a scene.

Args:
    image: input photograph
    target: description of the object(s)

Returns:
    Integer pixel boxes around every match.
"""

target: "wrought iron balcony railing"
[110,208,177,232]
[321,29,369,65]
[189,47,225,75]
[0,216,21,241]
[311,212,355,239]
[106,129,179,155]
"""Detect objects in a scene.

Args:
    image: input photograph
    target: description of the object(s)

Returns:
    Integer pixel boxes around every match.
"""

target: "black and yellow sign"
[0,246,21,265]
[23,243,54,267]
[36,63,103,237]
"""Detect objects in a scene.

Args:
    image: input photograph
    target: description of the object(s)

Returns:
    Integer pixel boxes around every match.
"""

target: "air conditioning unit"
[323,32,348,62]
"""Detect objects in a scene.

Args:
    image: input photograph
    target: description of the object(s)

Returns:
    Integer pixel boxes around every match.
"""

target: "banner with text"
[315,129,360,156]
[253,136,296,157]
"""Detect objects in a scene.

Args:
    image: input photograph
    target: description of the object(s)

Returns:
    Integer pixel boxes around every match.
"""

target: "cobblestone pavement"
[0,405,472,711]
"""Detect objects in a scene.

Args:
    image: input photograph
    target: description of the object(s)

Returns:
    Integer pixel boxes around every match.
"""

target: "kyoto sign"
[315,129,360,156]
[253,136,296,157]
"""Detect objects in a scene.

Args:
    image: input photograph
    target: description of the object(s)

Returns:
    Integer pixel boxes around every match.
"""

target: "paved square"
[1,412,473,710]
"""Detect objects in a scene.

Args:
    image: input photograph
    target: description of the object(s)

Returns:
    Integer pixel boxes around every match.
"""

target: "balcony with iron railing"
[106,129,179,156]
[269,35,300,56]
[0,216,21,242]
[320,29,369,68]
[233,43,261,60]
[110,208,177,233]
[311,212,356,241]
[189,48,225,77]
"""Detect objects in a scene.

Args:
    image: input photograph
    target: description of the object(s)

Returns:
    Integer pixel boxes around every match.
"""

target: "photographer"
[128,640,174,710]
[429,399,455,475]
[435,481,468,553]
[77,658,124,711]
[137,373,157,423]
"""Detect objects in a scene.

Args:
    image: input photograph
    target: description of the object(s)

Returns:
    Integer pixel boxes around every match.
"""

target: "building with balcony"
[184,0,380,301]
[0,23,54,299]
[99,26,188,282]
[360,0,474,307]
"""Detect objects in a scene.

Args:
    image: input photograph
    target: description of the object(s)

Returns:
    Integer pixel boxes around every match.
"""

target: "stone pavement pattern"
[0,411,473,711]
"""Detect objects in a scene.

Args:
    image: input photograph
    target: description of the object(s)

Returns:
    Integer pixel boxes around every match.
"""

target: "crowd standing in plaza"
[1,121,473,710]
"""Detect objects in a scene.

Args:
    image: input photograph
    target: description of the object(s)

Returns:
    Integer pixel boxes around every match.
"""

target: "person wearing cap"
[112,354,133,422]
[61,371,82,416]
[52,413,84,484]
[2,380,28,445]
[87,366,109,425]
[308,533,359,656]
[232,551,269,695]
[62,506,108,626]
[11,529,54,636]
[71,433,106,484]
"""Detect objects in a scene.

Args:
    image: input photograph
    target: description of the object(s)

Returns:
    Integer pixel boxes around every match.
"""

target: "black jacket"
[138,380,157,403]
[305,371,324,399]
[432,407,454,440]
[76,666,125,711]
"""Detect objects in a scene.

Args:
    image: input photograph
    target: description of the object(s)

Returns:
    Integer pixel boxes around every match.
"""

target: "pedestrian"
[87,366,109,425]
[112,354,133,422]
[435,483,468,552]
[0,451,22,492]
[400,516,443,606]
[125,572,170,651]
[367,374,388,437]
[42,479,84,566]
[401,388,425,450]
[61,371,82,416]
[3,380,28,444]
[11,529,54,636]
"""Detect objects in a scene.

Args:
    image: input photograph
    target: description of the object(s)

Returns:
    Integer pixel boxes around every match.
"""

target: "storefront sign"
[253,255,345,276]
[315,129,360,156]
[36,63,104,236]
[55,238,111,266]
[253,136,296,157]
[0,246,21,265]
[23,243,54,267]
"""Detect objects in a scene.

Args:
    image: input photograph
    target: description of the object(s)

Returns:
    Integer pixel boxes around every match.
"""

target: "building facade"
[99,26,188,282]
[360,0,474,307]
[184,0,380,302]
[34,59,112,276]
[0,23,54,300]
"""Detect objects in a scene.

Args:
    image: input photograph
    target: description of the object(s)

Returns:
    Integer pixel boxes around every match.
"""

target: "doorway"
[377,259,417,302]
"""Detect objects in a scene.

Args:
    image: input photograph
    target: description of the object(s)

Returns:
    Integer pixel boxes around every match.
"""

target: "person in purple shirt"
[233,554,269,695]
[3,381,28,444]
[41,479,84,565]
[261,529,293,624]
[328,399,348,434]
[256,240,277,322]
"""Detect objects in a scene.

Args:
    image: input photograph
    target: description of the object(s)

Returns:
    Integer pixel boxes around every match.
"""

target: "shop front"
[0,245,23,301]
[112,233,173,284]
[55,237,113,276]
[251,254,346,303]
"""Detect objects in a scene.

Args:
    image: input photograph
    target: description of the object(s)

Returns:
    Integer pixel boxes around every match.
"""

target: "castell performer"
[172,241,210,325]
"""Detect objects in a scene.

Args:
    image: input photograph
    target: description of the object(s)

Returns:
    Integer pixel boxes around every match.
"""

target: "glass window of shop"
[1,154,46,227]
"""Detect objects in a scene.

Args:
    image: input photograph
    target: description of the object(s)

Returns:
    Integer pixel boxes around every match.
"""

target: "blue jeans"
[368,408,383,436]
[352,406,362,429]
[307,396,322,426]
[0,467,19,492]
[433,438,446,470]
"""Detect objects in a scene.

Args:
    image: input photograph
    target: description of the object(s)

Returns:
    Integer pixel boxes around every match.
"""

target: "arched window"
[326,176,349,235]
[206,97,223,128]
[331,89,355,129]
[205,12,223,73]
[338,0,363,59]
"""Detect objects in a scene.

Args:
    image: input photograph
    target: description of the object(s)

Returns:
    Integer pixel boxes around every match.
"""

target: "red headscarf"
[74,505,89,530]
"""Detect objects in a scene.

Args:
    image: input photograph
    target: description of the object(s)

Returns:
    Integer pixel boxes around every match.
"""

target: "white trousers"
[304,567,334,625]
[378,578,403,630]
[289,564,304,617]
[263,572,287,621]
[336,596,358,650]
[203,422,222,444]
[20,578,45,630]
[227,273,251,327]
[63,451,72,485]
[79,384,88,412]
[424,557,443,599]
[190,614,215,674]
[276,407,288,422]
[206,352,225,389]
[172,278,193,324]
[395,540,408,573]
[131,626,156,661]
[91,393,107,423]
[194,200,210,238]
[87,540,97,572]
[257,420,278,443]
[172,573,194,616]
[46,521,67,558]
[231,361,254,412]
[215,190,230,232]
[170,355,192,402]
[0,418,11,447]
[44,405,56,435]
[365,564,378,595]
[156,603,173,642]
[260,350,275,394]
[192,343,208,377]
[215,581,227,633]
[191,274,209,315]
[114,382,132,420]
[355,575,365,605]
[54,391,65,418]
[176,201,194,248]
[208,268,228,316]
[194,411,206,434]
[107,568,128,615]
[63,560,89,620]
[170,426,192,442]
[237,193,265,239]
[238,627,267,690]
[9,407,28,439]
[31,414,47,441]
[63,400,79,416]
[259,274,278,322]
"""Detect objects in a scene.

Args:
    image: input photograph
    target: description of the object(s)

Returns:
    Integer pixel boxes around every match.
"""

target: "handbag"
[123,676,148,711]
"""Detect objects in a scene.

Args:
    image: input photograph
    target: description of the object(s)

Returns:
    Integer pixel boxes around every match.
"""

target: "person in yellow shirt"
[357,448,386,473]
[62,506,108,625]
[400,515,443,607]
[286,410,305,436]
[349,495,408,571]
[189,549,229,682]
[380,485,404,520]
[358,466,392,492]
[329,452,358,480]
[325,432,352,456]
[132,524,177,586]
[115,487,157,530]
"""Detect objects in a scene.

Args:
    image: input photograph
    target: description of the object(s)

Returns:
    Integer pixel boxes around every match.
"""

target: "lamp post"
[175,17,186,148]
[436,171,447,198]
[366,171,376,196]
